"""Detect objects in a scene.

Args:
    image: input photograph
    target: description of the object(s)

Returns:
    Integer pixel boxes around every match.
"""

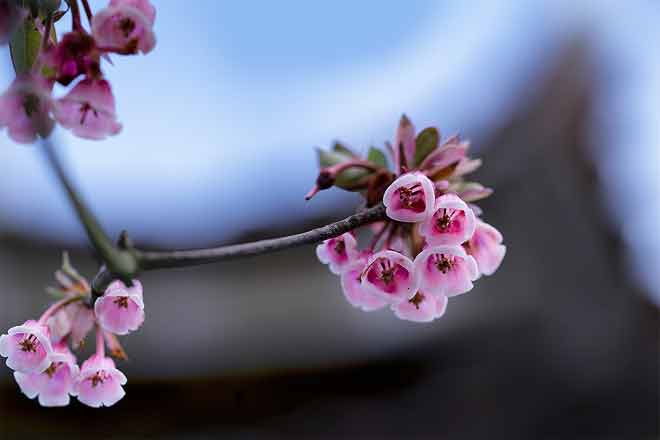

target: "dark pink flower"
[361,250,418,304]
[383,172,435,222]
[0,320,54,374]
[94,279,145,335]
[420,193,476,246]
[0,74,54,143]
[465,220,506,276]
[340,257,388,311]
[413,246,478,297]
[72,354,127,408]
[14,342,79,407]
[53,78,122,140]
[92,1,156,54]
[41,31,100,86]
[316,232,359,274]
[392,291,447,323]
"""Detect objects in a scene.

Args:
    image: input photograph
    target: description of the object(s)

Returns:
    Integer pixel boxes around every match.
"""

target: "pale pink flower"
[110,0,156,25]
[70,306,96,348]
[92,2,156,54]
[413,246,478,297]
[14,342,79,407]
[53,78,122,140]
[0,74,54,143]
[465,220,506,276]
[361,250,418,303]
[0,320,54,374]
[94,279,145,335]
[72,354,127,408]
[420,193,476,246]
[392,291,448,323]
[383,172,435,223]
[316,232,359,274]
[48,302,95,348]
[340,257,388,311]
[393,114,416,172]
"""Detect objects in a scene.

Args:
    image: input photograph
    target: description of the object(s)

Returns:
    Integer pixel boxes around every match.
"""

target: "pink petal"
[340,260,388,311]
[465,220,506,276]
[420,193,476,246]
[361,250,418,304]
[383,172,435,223]
[393,292,448,322]
[413,246,478,297]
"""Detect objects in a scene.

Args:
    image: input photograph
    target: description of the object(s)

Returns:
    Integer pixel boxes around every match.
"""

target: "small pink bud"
[413,246,478,297]
[361,250,418,304]
[41,31,99,86]
[53,78,122,140]
[92,2,156,54]
[0,321,54,374]
[465,220,506,276]
[392,291,448,323]
[72,354,127,408]
[340,258,388,311]
[94,280,145,336]
[316,232,359,274]
[383,172,435,223]
[0,74,54,143]
[14,342,79,407]
[420,193,476,246]
[393,114,416,172]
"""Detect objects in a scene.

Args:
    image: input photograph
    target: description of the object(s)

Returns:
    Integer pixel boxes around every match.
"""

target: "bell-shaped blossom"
[340,257,388,311]
[316,232,359,274]
[383,172,435,223]
[53,78,122,140]
[465,220,506,276]
[413,246,478,297]
[41,31,100,86]
[47,302,95,347]
[392,291,448,323]
[0,320,54,374]
[393,114,416,172]
[420,193,476,246]
[94,279,145,335]
[14,343,79,407]
[92,1,156,54]
[110,0,156,25]
[0,74,54,143]
[361,250,418,303]
[72,354,127,408]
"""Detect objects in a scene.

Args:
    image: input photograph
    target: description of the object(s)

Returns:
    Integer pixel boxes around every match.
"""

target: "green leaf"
[10,16,42,75]
[367,146,388,168]
[414,127,439,167]
[332,141,357,158]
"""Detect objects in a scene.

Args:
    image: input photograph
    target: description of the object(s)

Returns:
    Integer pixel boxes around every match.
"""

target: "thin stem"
[368,221,389,251]
[37,294,85,325]
[42,140,138,280]
[40,13,53,52]
[95,325,105,358]
[66,0,83,31]
[91,204,387,294]
[80,0,93,26]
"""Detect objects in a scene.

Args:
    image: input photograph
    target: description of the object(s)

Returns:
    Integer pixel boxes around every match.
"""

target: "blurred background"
[1,1,658,438]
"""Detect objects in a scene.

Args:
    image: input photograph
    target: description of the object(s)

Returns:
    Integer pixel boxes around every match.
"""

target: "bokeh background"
[1,1,658,438]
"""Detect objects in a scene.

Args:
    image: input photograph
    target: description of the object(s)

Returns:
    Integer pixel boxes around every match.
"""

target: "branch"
[91,204,386,294]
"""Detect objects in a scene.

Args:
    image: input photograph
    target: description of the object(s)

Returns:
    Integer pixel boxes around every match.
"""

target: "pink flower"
[340,257,388,311]
[383,172,435,223]
[53,78,122,140]
[393,114,416,172]
[92,1,156,54]
[41,31,100,86]
[14,343,79,407]
[94,279,145,335]
[0,74,54,143]
[413,246,478,297]
[0,320,54,374]
[47,302,95,348]
[392,291,448,323]
[110,0,156,25]
[72,354,127,408]
[465,220,506,276]
[420,193,476,246]
[316,232,359,274]
[361,250,418,304]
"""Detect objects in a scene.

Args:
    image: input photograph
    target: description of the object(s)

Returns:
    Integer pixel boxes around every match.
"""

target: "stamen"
[22,94,40,117]
[118,17,136,38]
[19,335,38,353]
[435,254,453,274]
[88,371,108,388]
[113,296,130,309]
[409,292,425,310]
[333,240,345,255]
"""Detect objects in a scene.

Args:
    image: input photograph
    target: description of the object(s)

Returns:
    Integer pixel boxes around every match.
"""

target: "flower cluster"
[0,254,144,407]
[310,116,506,322]
[0,0,156,143]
